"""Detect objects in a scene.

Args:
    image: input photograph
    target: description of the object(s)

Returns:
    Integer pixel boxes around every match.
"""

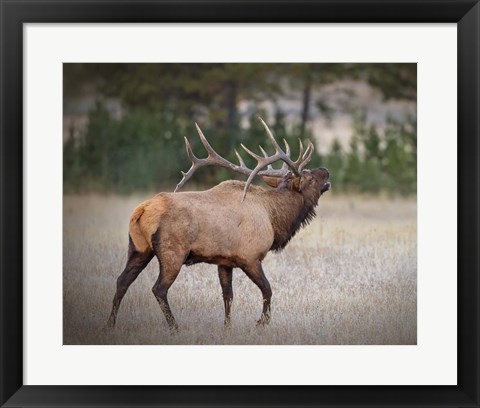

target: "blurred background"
[63,63,416,195]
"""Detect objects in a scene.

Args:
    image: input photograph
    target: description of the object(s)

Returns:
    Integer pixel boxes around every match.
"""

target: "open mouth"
[321,181,331,194]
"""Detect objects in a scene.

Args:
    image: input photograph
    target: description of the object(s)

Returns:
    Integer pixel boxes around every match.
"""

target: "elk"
[107,117,330,330]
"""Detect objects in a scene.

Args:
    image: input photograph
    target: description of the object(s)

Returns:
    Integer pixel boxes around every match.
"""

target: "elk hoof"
[256,317,270,327]
[105,317,116,330]
[168,323,179,333]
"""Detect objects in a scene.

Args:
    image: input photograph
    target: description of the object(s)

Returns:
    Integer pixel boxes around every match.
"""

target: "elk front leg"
[242,261,272,326]
[218,266,233,326]
[152,250,184,331]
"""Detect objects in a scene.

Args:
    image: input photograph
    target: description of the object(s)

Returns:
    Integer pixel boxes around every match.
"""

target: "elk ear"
[292,177,302,191]
[262,176,282,188]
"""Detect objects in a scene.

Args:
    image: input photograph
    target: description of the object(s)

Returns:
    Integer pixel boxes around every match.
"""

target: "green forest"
[63,63,416,195]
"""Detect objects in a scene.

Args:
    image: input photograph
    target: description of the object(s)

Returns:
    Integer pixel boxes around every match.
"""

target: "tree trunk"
[300,76,311,137]
[225,81,238,131]
[225,81,238,153]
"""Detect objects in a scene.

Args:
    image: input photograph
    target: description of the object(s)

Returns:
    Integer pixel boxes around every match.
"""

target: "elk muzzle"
[315,167,331,194]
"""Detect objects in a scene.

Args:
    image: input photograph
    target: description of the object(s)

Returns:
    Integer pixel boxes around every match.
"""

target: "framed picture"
[1,0,479,407]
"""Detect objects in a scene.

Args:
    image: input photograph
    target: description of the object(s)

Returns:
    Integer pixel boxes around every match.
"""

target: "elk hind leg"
[218,266,233,326]
[107,236,153,328]
[242,261,272,326]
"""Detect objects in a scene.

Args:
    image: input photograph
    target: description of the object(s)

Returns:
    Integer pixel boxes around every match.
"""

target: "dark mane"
[267,190,320,252]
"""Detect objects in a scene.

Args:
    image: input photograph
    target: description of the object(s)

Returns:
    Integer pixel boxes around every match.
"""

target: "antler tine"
[289,138,306,169]
[195,122,218,158]
[241,143,263,161]
[240,143,283,201]
[296,139,304,162]
[235,149,247,168]
[184,136,197,162]
[298,140,315,171]
[241,162,266,202]
[241,143,285,174]
[259,145,273,170]
[257,116,282,154]
[283,139,291,156]
[258,145,268,157]
[302,140,313,160]
[281,139,291,171]
[257,116,300,176]
[174,137,199,192]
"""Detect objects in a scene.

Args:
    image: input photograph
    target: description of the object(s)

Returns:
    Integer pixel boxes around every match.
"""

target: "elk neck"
[265,187,321,252]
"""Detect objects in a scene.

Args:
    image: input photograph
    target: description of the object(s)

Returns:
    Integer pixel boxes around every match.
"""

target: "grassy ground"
[63,192,417,345]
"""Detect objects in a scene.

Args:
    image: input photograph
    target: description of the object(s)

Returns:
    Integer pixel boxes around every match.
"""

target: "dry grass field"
[63,192,416,345]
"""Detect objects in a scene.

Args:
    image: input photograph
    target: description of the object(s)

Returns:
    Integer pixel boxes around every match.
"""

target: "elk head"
[175,116,330,201]
[262,168,331,201]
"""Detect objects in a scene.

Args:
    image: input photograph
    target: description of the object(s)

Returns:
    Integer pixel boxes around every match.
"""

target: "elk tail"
[128,203,150,253]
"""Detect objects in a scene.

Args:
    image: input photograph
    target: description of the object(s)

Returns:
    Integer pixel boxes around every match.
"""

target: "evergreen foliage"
[64,63,416,195]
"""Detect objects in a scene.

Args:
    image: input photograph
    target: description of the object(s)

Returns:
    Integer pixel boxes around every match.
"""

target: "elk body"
[107,118,330,330]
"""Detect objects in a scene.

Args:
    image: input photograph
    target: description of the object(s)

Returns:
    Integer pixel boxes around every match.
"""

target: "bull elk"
[107,117,330,330]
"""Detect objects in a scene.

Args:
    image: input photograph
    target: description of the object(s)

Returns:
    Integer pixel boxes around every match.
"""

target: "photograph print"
[63,63,417,345]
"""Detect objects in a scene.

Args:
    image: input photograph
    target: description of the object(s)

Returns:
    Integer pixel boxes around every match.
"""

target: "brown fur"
[108,168,330,330]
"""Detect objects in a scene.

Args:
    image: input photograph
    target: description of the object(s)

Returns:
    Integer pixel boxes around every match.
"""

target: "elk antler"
[239,117,315,201]
[175,117,315,201]
[174,123,254,192]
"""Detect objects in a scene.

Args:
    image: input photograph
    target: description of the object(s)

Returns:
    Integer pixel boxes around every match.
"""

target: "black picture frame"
[1,1,479,407]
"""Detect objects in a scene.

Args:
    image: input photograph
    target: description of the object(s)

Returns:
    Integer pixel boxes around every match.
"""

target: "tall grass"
[63,193,416,345]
